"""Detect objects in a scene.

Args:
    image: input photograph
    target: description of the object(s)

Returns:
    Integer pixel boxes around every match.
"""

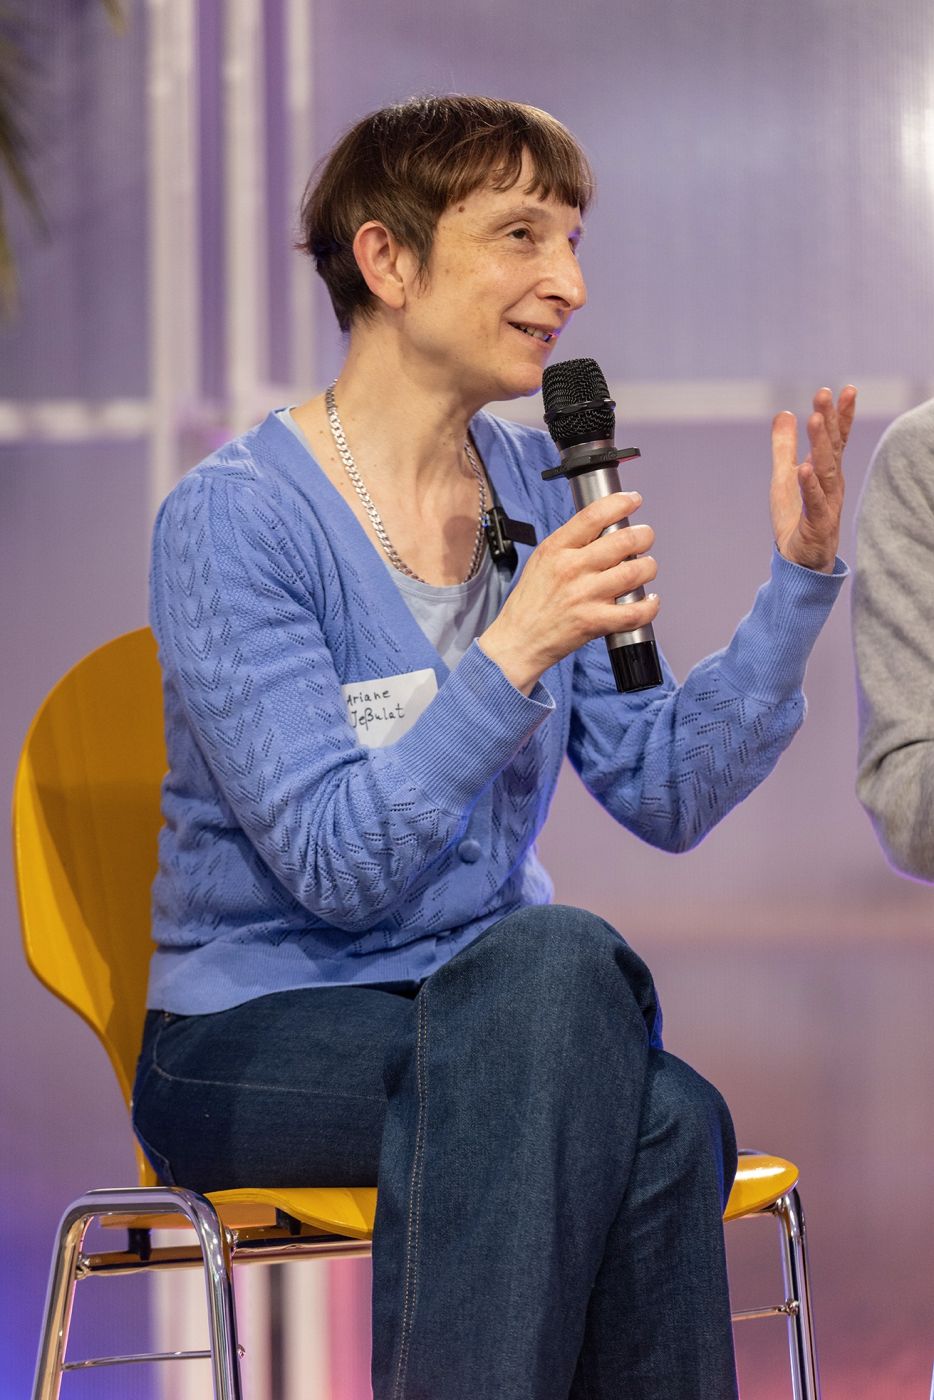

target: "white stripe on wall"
[1,376,929,446]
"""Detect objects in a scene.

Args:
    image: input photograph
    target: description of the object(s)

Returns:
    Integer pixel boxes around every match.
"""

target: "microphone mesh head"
[542,358,615,447]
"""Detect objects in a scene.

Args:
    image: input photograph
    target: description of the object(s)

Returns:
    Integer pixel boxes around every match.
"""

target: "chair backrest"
[12,628,166,1184]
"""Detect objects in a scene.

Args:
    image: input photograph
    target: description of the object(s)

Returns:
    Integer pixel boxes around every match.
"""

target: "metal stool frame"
[32,1179,820,1400]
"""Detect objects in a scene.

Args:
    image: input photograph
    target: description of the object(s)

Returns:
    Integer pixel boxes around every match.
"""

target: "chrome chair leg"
[31,1188,244,1400]
[183,1191,244,1400]
[774,1188,820,1400]
[32,1200,93,1400]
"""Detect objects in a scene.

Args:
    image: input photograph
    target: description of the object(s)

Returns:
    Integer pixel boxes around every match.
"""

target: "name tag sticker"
[341,668,438,748]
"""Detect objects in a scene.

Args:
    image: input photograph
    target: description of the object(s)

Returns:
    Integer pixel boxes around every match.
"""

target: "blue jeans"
[133,906,738,1399]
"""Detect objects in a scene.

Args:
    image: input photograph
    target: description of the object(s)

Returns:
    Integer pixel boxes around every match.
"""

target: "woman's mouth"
[509,322,556,344]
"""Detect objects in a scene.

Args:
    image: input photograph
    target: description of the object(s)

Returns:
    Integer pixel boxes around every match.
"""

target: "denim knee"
[519,903,624,957]
[649,1052,738,1207]
[436,904,662,1047]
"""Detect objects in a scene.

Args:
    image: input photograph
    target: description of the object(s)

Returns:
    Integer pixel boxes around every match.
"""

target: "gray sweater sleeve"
[853,398,934,878]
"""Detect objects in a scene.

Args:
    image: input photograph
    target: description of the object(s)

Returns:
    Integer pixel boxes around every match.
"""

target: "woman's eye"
[508,227,532,241]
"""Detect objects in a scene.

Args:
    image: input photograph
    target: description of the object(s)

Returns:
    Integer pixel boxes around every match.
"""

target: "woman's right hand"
[477,492,659,695]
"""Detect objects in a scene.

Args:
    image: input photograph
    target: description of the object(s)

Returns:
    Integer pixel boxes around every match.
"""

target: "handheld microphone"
[541,357,663,693]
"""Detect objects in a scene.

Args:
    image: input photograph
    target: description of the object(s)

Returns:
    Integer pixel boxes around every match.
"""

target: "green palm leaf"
[0,0,125,315]
[99,0,127,34]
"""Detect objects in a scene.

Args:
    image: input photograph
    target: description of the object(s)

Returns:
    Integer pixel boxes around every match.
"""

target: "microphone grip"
[608,633,663,694]
[567,470,663,694]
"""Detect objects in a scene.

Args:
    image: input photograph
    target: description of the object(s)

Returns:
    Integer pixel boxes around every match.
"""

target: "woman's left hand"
[770,385,857,573]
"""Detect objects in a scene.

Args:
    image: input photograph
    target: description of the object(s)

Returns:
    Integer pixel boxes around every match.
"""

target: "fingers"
[771,409,798,479]
[556,490,643,547]
[585,520,655,570]
[812,388,840,458]
[797,459,832,525]
[810,384,858,465]
[836,384,857,445]
[603,551,658,598]
[806,409,836,480]
[774,386,857,495]
[593,589,661,638]
[539,508,657,626]
[771,389,852,572]
[774,388,857,469]
[482,491,658,691]
[542,526,657,603]
[790,461,838,572]
[806,405,849,493]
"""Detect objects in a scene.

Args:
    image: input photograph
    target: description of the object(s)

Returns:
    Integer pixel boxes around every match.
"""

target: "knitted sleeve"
[853,402,934,878]
[151,468,553,929]
[567,549,847,852]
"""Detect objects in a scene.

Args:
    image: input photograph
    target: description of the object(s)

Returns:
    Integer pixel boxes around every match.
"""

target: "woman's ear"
[352,221,418,313]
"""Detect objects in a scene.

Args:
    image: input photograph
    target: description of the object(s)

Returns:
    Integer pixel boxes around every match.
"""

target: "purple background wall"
[2,1,933,1395]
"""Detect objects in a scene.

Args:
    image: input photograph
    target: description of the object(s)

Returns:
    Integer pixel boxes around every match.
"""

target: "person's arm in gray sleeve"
[854,399,934,878]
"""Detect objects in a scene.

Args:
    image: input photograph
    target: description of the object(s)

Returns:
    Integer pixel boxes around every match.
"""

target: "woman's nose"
[546,244,587,312]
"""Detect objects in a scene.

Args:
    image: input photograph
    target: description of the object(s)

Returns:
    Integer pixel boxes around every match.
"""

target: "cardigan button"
[456,838,482,863]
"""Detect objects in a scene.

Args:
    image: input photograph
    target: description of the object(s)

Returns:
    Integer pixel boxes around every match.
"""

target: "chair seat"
[209,1184,376,1237]
[100,1185,378,1238]
[99,1155,794,1238]
[724,1154,798,1222]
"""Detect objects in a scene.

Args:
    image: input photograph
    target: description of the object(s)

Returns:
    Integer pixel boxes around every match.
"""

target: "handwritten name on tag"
[341,668,438,748]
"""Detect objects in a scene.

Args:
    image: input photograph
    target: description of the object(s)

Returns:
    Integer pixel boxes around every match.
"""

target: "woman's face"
[401,152,587,407]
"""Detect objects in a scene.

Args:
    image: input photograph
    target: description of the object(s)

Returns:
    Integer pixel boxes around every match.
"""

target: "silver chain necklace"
[325,383,487,584]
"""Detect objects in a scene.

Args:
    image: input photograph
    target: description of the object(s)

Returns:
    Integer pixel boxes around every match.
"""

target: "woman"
[133,95,855,1399]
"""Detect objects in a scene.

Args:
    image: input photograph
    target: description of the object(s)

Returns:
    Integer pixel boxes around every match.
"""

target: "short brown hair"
[299,94,594,332]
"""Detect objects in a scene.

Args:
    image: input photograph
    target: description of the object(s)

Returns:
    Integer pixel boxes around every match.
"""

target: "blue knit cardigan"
[147,410,844,1013]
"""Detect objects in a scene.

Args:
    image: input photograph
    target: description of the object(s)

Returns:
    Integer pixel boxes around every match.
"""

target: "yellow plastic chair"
[13,628,820,1400]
